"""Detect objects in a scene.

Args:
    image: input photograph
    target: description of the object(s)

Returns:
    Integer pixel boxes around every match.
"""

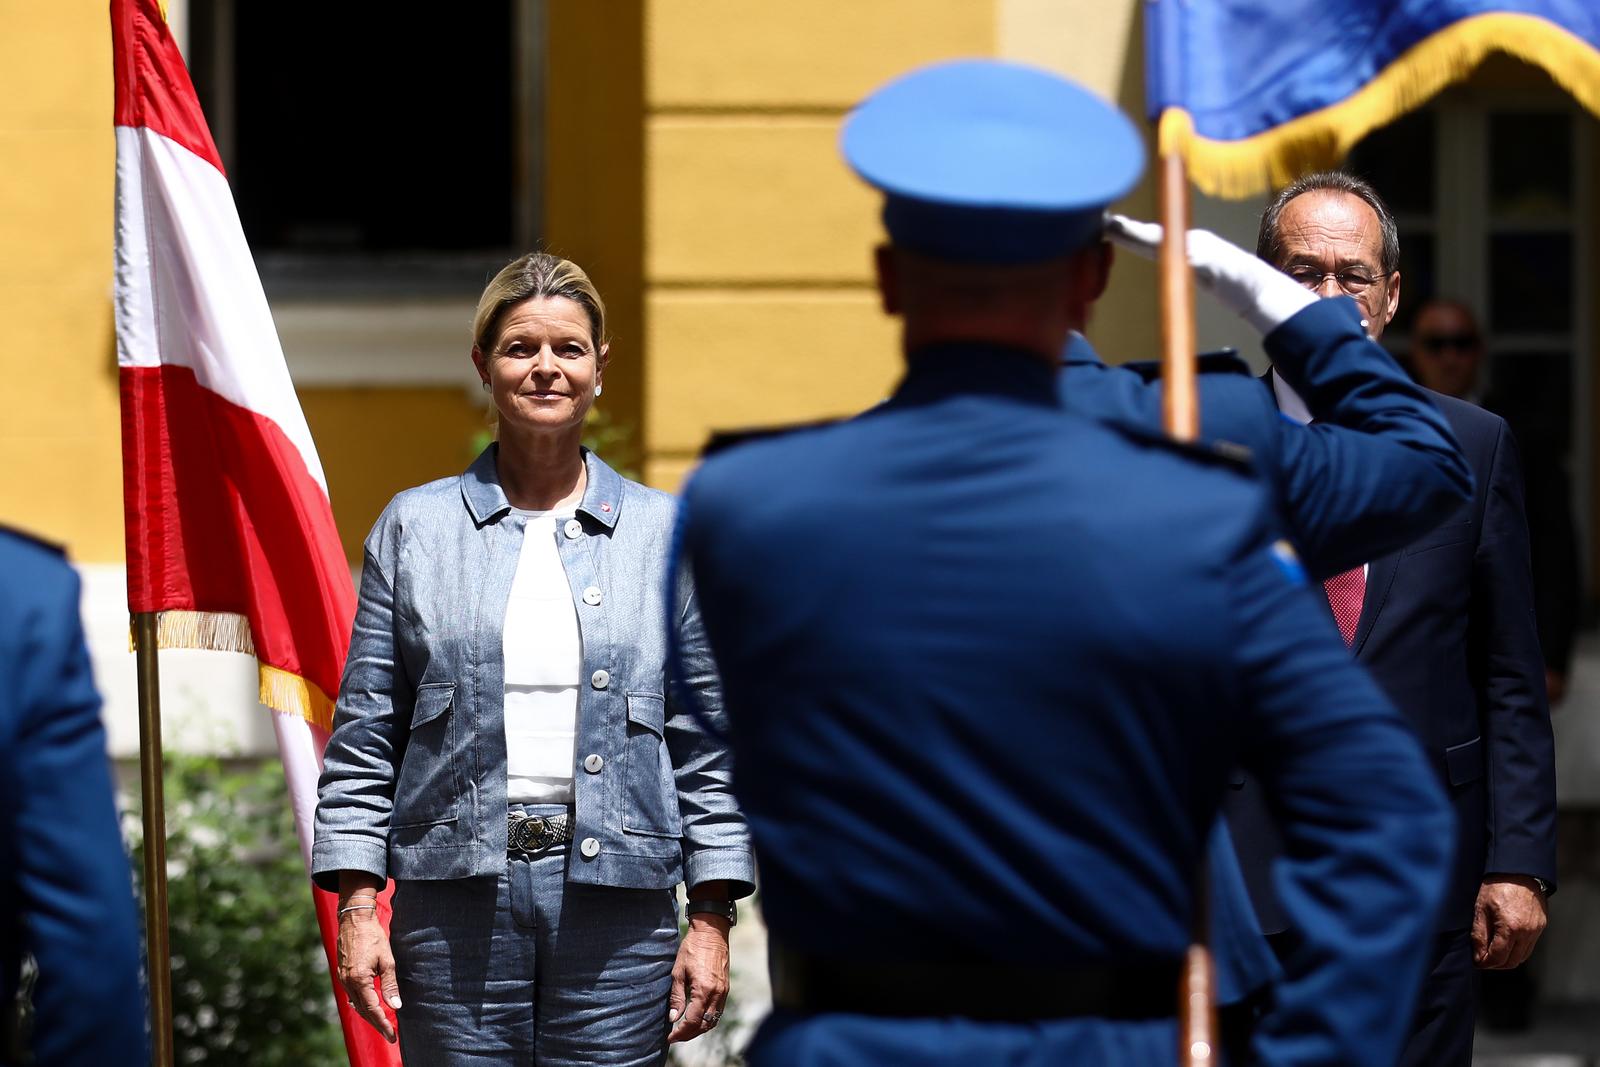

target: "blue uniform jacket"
[1063,297,1474,1004]
[0,530,146,1065]
[680,344,1454,1067]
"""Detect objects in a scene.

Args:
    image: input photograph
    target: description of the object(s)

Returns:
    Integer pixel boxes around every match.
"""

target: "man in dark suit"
[1230,172,1559,1067]
[0,527,146,1065]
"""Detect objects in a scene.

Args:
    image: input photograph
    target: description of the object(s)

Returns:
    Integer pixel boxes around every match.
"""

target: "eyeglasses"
[1416,333,1480,354]
[1284,265,1384,296]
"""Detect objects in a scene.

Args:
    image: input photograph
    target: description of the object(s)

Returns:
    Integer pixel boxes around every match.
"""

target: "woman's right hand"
[336,876,402,1043]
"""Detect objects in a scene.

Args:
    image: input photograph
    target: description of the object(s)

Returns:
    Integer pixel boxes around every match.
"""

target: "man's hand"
[1473,876,1548,969]
[668,914,731,1043]
[336,894,401,1043]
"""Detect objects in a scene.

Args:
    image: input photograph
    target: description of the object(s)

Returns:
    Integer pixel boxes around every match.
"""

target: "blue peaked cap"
[842,59,1145,263]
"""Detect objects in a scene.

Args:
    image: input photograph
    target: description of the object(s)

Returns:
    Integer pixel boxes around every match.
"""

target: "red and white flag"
[111,1,400,1061]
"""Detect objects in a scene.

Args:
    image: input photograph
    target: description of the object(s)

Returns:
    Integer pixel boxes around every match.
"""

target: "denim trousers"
[390,805,680,1065]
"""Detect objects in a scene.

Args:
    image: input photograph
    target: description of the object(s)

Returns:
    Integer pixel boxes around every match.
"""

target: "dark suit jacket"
[0,529,146,1065]
[1229,390,1559,933]
[1485,390,1582,677]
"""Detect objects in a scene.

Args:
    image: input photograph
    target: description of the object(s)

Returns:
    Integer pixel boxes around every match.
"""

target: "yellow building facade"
[3,0,1598,679]
[0,0,1165,567]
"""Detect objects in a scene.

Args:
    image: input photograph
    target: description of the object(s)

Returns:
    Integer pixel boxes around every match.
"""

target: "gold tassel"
[1169,13,1600,198]
[259,664,337,733]
[128,611,337,732]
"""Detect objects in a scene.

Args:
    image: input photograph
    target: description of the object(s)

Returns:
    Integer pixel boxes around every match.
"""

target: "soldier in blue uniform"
[676,60,1456,1066]
[0,528,146,1065]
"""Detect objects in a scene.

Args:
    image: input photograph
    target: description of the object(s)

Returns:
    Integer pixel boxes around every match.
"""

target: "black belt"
[769,942,1179,1022]
[507,811,573,856]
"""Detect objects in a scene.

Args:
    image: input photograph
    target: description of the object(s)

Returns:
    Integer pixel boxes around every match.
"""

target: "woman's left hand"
[668,913,731,1043]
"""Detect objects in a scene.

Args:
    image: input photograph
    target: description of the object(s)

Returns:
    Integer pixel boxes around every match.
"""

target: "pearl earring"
[595,385,603,397]
[481,380,490,391]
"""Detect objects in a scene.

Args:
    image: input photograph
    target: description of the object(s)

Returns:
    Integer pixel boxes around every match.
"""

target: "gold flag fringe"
[129,610,336,732]
[1161,13,1600,199]
[129,609,257,656]
[259,664,337,733]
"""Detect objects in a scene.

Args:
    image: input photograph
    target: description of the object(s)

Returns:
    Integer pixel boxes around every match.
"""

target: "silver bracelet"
[338,903,378,917]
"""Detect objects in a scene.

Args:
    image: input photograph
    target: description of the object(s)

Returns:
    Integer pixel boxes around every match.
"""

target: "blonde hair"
[473,253,608,361]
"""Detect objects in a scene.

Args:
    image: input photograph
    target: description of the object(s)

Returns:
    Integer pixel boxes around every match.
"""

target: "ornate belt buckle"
[508,812,551,856]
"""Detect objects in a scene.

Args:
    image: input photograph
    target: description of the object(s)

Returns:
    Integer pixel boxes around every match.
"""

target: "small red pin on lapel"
[600,502,612,512]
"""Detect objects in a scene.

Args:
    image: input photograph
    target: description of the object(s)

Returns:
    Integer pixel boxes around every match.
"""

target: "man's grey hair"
[1255,171,1401,276]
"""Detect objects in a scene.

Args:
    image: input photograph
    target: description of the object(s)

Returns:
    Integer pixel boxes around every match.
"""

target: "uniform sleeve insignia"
[1269,539,1307,585]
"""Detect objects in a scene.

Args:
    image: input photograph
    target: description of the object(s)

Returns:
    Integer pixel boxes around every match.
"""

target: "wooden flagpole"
[134,612,174,1067]
[1158,149,1216,1066]
[1158,151,1199,442]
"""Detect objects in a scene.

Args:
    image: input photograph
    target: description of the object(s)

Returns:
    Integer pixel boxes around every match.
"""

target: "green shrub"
[125,755,344,1066]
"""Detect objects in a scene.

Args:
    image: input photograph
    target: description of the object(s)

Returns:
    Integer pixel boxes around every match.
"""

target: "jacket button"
[582,586,602,606]
[563,518,583,540]
[591,669,610,690]
[583,753,604,773]
[580,837,600,859]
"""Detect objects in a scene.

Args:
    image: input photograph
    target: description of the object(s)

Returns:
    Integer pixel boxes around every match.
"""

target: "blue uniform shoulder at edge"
[0,526,73,603]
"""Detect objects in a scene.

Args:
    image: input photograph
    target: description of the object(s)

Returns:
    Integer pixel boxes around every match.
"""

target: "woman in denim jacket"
[312,254,754,1065]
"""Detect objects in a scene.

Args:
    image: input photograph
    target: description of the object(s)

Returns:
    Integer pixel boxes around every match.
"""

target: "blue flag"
[1146,1,1600,195]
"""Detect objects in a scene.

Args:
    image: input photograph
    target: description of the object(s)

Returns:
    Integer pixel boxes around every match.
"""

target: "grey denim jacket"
[311,446,754,898]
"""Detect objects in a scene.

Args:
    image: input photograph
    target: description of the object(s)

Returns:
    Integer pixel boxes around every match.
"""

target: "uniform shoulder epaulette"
[1101,418,1256,473]
[700,417,846,459]
[0,524,66,558]
[1120,348,1251,384]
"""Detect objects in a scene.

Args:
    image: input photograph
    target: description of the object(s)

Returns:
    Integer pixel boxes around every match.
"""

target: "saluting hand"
[1104,214,1318,335]
[1473,876,1548,970]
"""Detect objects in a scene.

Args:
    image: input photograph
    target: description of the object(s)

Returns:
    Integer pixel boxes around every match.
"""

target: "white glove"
[1104,214,1316,336]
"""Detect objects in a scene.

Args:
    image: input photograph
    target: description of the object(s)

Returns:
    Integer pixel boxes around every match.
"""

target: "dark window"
[1346,109,1435,216]
[188,2,539,296]
[1490,233,1573,333]
[1490,112,1573,219]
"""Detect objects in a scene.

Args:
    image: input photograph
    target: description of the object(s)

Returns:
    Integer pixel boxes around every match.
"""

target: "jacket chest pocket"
[1403,520,1473,557]
[392,683,463,828]
[622,692,682,838]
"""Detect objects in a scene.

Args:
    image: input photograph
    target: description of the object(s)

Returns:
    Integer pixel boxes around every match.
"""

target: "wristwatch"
[686,898,738,926]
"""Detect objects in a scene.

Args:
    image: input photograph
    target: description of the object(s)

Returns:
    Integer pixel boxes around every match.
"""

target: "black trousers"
[1247,926,1475,1067]
[1397,927,1476,1067]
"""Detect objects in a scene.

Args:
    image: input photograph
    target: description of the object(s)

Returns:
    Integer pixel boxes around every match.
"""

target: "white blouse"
[501,511,582,804]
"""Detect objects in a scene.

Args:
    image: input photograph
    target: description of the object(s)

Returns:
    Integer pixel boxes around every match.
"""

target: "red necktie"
[1324,566,1366,646]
